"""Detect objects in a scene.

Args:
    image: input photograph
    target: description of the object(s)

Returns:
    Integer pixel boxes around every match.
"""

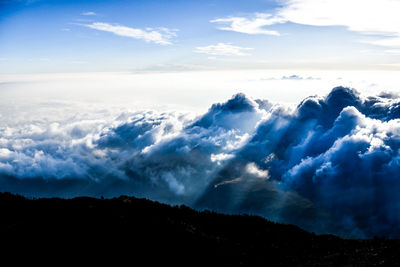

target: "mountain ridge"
[1,192,399,266]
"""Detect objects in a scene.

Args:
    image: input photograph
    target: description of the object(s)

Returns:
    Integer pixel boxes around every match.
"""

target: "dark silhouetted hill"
[1,192,399,266]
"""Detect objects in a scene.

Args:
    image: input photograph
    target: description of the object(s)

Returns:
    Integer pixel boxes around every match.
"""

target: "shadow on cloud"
[1,87,400,238]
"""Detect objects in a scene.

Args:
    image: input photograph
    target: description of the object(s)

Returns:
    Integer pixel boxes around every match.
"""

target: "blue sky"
[1,0,400,73]
[2,1,400,238]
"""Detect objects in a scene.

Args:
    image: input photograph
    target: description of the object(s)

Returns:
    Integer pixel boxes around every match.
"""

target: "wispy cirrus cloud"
[83,22,177,45]
[195,43,253,56]
[279,0,400,49]
[81,11,96,16]
[212,0,400,50]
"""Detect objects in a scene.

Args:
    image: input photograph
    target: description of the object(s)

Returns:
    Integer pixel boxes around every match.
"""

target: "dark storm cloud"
[1,87,400,238]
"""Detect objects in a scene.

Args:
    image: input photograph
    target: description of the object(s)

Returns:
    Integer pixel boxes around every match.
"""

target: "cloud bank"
[1,87,400,238]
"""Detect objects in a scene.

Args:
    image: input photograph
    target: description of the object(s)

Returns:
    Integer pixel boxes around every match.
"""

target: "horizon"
[1,0,400,239]
[1,0,400,74]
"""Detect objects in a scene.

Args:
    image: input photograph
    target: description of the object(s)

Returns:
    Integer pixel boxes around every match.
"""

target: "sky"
[1,0,400,73]
[2,0,400,238]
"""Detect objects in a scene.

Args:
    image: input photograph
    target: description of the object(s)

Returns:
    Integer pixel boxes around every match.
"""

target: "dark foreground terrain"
[1,193,399,266]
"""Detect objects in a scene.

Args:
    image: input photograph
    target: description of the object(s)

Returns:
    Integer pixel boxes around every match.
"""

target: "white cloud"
[83,22,177,45]
[81,11,96,16]
[278,0,399,34]
[212,0,400,48]
[369,38,400,48]
[210,153,234,165]
[384,49,400,55]
[210,13,283,36]
[195,43,253,56]
[279,0,400,48]
[245,162,269,179]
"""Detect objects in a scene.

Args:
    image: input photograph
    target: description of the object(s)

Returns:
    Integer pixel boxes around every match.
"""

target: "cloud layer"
[1,87,400,238]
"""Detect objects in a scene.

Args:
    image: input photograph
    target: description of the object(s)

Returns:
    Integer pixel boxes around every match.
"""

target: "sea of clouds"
[1,86,400,238]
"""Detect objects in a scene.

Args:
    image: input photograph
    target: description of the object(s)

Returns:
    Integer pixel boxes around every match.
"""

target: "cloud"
[278,0,400,49]
[281,74,320,80]
[210,153,234,165]
[3,87,400,238]
[260,74,320,81]
[213,0,400,48]
[278,0,399,32]
[210,13,283,35]
[384,49,400,55]
[280,0,400,48]
[0,94,268,200]
[198,87,400,238]
[245,162,269,179]
[81,11,96,16]
[195,43,253,56]
[83,22,177,45]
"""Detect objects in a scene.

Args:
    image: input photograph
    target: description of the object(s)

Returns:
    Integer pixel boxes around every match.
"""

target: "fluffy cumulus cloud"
[2,87,400,238]
[83,22,177,45]
[216,87,400,238]
[0,94,268,201]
